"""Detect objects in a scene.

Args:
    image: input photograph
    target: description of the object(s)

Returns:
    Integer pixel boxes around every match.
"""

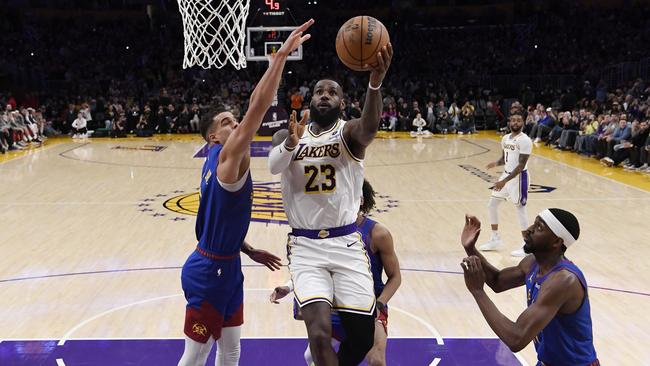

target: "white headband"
[539,209,577,247]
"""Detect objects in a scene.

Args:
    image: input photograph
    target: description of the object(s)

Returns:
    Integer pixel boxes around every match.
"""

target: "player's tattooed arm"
[501,153,530,184]
[271,129,290,148]
[486,151,505,169]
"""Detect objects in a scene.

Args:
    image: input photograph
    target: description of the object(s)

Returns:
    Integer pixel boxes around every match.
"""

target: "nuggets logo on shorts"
[192,323,207,337]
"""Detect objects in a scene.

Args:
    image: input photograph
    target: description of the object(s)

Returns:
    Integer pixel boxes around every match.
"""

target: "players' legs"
[301,302,338,366]
[304,343,314,366]
[337,312,375,366]
[178,336,215,366]
[330,233,376,365]
[480,196,504,250]
[487,196,502,231]
[215,326,241,366]
[364,321,388,366]
[304,339,341,366]
[516,204,529,234]
[510,171,530,257]
[289,235,337,365]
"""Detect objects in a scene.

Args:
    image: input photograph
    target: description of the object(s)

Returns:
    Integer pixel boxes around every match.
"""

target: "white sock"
[216,326,241,366]
[491,230,500,239]
[304,344,313,365]
[516,204,529,232]
[178,336,214,366]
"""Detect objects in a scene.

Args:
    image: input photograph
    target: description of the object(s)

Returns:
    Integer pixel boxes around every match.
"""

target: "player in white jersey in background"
[480,113,533,257]
[268,43,392,366]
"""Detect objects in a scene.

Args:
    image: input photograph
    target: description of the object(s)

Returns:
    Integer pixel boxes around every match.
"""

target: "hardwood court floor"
[1,132,648,365]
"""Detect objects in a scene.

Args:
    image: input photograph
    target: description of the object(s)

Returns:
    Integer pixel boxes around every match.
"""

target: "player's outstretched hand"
[247,249,282,271]
[368,42,393,87]
[494,179,506,191]
[275,19,315,58]
[461,256,485,294]
[286,110,308,148]
[460,214,481,250]
[269,286,291,304]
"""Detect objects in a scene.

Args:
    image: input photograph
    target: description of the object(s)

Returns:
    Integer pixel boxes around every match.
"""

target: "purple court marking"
[0,338,522,366]
[1,266,649,298]
[193,141,273,158]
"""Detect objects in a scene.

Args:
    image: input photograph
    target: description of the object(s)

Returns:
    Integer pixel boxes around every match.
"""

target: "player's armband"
[268,142,295,174]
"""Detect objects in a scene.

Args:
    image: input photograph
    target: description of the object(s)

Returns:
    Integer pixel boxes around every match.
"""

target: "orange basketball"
[336,16,389,72]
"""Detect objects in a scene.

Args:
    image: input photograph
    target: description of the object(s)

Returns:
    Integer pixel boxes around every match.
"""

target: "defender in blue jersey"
[270,179,402,366]
[177,20,314,366]
[460,209,599,366]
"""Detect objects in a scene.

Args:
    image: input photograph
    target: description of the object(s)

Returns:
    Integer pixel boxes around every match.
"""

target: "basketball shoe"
[479,233,503,251]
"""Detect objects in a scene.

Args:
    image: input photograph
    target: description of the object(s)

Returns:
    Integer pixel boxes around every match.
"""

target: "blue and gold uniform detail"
[526,259,598,366]
[180,144,252,342]
[196,144,253,256]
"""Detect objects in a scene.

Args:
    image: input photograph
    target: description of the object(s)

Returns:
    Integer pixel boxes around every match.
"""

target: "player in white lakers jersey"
[480,113,533,257]
[268,43,392,366]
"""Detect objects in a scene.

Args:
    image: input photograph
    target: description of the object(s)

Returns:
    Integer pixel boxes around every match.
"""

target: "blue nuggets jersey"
[195,144,253,256]
[526,259,598,366]
[359,217,385,297]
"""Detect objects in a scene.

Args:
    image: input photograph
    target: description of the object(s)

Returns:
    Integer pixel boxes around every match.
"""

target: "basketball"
[336,16,390,72]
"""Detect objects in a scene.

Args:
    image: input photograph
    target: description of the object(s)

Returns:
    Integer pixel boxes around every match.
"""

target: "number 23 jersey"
[281,119,363,230]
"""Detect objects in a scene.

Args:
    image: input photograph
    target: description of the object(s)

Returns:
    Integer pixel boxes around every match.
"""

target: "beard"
[523,242,534,254]
[310,104,341,128]
[510,124,523,133]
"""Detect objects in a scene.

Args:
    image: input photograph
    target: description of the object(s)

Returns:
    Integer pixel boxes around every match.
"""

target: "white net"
[177,0,250,70]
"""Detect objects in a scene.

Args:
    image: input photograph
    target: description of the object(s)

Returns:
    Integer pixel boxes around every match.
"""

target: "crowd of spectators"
[1,1,649,178]
[508,78,650,173]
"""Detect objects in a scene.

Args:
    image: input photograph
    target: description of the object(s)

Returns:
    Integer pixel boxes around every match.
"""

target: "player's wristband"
[283,140,297,151]
[368,81,382,90]
[269,141,296,174]
[376,301,387,313]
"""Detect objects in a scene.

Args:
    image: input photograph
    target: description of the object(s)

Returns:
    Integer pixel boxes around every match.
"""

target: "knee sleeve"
[177,336,214,366]
[304,344,313,365]
[216,326,241,366]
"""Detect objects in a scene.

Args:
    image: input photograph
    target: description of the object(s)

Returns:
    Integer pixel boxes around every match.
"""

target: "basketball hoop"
[177,0,250,69]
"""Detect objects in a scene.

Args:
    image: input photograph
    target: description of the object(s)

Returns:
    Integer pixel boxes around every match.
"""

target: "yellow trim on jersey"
[307,119,341,138]
[340,130,363,162]
[355,231,373,275]
[333,299,376,314]
[295,294,334,307]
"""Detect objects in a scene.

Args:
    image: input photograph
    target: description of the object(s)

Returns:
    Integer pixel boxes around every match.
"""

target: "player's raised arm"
[461,215,532,292]
[268,110,308,174]
[343,43,393,159]
[217,19,314,183]
[462,256,581,352]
